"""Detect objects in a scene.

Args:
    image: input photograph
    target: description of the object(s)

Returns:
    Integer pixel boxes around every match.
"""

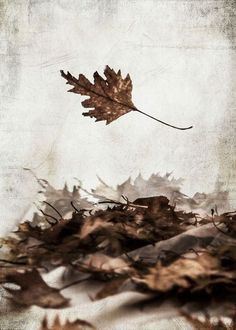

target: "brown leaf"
[95,276,129,300]
[17,215,83,245]
[133,254,221,292]
[41,315,95,330]
[61,66,136,124]
[1,268,68,308]
[82,253,130,275]
[79,217,111,240]
[61,68,193,129]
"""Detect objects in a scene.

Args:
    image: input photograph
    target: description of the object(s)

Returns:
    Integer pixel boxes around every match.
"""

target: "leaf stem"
[135,109,193,130]
[43,201,62,219]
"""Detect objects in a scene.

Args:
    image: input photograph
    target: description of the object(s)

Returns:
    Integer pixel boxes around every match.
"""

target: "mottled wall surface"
[217,1,236,206]
[0,0,236,235]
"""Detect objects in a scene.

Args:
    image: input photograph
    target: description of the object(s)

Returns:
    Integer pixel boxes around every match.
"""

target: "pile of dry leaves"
[0,178,235,329]
[0,66,235,328]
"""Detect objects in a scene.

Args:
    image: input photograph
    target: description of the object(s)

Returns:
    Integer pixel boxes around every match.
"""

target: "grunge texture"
[0,1,236,329]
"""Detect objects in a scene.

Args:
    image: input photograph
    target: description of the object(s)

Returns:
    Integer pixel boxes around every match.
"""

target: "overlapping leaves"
[0,182,235,328]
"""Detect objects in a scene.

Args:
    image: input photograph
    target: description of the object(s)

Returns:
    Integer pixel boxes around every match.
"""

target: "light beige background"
[1,0,236,232]
[1,1,236,329]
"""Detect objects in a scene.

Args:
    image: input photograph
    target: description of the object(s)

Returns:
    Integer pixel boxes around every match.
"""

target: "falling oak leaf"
[61,66,193,130]
[61,66,134,125]
[41,315,95,330]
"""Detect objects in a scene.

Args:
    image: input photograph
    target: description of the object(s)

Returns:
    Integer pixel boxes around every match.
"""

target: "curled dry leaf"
[1,268,68,308]
[221,212,236,237]
[95,276,129,300]
[41,315,95,330]
[81,253,130,275]
[133,253,231,292]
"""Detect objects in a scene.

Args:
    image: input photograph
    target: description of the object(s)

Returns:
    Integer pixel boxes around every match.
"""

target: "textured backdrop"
[1,1,236,329]
[0,0,235,235]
